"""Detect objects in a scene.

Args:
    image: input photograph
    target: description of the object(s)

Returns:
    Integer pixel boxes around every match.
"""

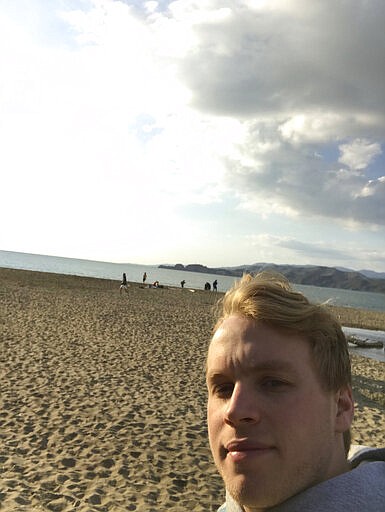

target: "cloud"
[165,0,385,228]
[247,234,350,259]
[177,0,385,119]
[338,139,382,171]
[246,234,385,270]
[223,123,385,226]
[3,1,383,231]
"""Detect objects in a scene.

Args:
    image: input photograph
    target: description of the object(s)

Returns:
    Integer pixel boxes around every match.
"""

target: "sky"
[1,0,385,271]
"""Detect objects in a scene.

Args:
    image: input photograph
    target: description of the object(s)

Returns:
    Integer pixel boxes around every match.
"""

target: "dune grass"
[328,305,385,331]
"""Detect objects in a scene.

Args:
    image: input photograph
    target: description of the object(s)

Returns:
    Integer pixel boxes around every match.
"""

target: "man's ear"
[334,385,354,433]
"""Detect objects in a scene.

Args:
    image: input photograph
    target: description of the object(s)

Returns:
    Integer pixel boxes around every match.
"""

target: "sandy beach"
[1,268,384,511]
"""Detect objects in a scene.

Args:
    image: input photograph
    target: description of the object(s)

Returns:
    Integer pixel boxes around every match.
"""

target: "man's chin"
[226,476,263,508]
[225,474,284,511]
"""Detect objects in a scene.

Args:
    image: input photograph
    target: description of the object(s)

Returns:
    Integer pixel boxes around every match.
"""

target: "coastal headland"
[1,268,384,511]
[159,262,385,293]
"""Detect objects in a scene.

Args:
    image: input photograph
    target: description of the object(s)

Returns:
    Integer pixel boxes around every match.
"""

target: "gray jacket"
[218,446,385,511]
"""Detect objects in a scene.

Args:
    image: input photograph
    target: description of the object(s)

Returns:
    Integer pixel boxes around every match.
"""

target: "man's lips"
[225,440,274,461]
[226,439,272,451]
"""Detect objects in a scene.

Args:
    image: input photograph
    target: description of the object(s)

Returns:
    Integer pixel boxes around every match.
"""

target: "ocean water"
[1,250,385,312]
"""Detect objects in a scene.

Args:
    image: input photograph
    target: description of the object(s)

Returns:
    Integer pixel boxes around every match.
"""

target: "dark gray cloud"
[179,0,385,119]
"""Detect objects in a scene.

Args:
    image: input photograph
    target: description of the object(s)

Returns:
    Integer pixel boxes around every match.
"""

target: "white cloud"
[338,139,382,171]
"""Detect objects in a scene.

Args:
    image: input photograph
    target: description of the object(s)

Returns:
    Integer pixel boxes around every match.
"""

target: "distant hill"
[358,269,385,279]
[158,262,385,294]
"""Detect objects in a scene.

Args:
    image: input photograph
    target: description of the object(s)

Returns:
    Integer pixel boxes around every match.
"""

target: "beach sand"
[0,268,384,511]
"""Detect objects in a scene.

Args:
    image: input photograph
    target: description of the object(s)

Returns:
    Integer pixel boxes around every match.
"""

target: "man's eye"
[213,383,234,398]
[262,379,289,390]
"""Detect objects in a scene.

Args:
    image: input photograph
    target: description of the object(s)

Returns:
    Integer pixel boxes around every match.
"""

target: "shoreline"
[1,260,385,312]
[2,265,385,330]
[1,267,384,510]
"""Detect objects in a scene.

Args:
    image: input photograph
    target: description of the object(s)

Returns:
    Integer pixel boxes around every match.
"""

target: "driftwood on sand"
[348,335,384,349]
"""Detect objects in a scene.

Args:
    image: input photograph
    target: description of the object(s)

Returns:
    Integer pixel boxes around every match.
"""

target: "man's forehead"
[211,315,255,343]
[207,315,311,372]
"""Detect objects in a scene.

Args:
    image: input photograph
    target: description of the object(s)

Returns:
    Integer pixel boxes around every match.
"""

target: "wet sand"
[0,268,384,511]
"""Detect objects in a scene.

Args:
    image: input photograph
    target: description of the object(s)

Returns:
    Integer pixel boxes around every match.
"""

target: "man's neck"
[241,459,351,512]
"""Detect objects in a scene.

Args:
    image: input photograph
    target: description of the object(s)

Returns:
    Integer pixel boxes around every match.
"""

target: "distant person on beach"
[142,272,147,284]
[181,280,186,288]
[119,273,129,295]
[213,279,218,292]
[204,282,211,291]
[207,272,385,512]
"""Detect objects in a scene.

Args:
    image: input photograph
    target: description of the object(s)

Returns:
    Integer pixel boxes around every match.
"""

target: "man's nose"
[224,382,261,426]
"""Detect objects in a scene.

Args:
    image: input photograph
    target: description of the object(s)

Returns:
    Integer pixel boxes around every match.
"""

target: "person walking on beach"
[207,272,385,512]
[181,280,186,288]
[119,273,129,295]
[213,279,218,292]
[142,272,147,284]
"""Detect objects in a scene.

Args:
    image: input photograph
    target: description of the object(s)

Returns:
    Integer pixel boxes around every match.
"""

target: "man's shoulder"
[272,445,385,511]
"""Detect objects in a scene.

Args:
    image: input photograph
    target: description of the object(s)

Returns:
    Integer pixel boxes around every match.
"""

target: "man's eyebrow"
[206,371,226,383]
[206,360,299,380]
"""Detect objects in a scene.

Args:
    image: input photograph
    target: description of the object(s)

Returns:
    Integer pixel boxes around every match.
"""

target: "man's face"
[207,315,352,511]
